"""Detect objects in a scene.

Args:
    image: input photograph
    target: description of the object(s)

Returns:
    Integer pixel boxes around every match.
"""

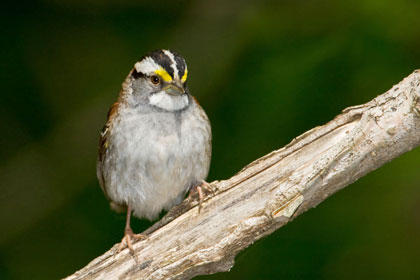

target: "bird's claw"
[188,181,214,213]
[117,228,147,262]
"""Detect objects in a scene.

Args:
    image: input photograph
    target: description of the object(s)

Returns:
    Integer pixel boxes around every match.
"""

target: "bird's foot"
[188,181,214,213]
[117,227,147,262]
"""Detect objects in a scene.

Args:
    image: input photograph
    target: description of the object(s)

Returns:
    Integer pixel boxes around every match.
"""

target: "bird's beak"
[163,82,185,96]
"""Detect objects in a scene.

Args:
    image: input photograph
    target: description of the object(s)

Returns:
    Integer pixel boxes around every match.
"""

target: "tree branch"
[65,70,420,280]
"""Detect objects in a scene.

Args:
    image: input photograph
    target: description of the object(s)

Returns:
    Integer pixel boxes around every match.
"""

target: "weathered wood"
[65,70,420,280]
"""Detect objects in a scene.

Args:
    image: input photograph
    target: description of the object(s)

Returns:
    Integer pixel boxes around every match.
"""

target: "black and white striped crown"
[133,49,188,83]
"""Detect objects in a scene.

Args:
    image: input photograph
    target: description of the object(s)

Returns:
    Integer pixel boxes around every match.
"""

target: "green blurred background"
[1,0,420,279]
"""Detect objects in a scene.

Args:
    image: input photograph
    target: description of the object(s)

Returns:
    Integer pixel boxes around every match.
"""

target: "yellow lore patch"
[155,68,172,82]
[181,69,188,83]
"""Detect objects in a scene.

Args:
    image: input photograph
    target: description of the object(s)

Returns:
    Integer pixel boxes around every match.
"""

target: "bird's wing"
[96,101,119,200]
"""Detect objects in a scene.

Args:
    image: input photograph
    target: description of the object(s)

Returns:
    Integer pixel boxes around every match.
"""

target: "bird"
[96,49,212,255]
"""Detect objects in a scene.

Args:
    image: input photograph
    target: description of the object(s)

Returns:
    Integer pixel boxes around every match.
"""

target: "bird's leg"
[188,181,214,213]
[117,206,147,261]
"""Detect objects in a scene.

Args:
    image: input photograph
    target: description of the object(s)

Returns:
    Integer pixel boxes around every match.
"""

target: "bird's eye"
[150,75,160,85]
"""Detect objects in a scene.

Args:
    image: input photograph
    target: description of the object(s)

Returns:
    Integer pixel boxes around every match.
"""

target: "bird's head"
[127,49,190,111]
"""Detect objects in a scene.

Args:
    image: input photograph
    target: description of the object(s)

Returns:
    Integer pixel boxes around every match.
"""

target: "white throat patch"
[149,91,189,111]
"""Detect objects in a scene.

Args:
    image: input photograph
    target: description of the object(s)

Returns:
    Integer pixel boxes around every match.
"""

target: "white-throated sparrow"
[96,50,212,254]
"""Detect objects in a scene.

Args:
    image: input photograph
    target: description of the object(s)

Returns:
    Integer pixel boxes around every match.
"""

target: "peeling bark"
[65,70,420,280]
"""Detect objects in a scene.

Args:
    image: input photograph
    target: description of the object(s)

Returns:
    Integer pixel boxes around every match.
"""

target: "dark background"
[1,1,420,279]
